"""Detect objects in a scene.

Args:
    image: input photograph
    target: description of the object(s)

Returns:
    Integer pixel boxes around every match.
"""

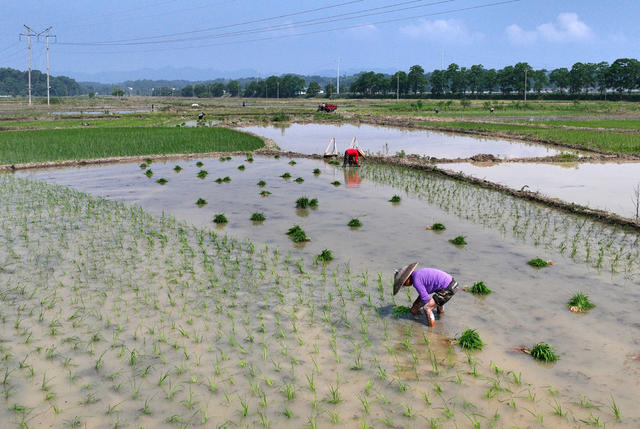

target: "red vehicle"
[317,103,338,112]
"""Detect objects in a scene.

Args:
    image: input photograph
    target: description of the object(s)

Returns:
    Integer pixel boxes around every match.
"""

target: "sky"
[0,0,638,82]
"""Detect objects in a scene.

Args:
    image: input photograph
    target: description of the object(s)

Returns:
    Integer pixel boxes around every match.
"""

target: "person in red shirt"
[343,148,365,167]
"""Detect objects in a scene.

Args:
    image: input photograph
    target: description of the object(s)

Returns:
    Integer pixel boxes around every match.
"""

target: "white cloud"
[399,19,481,44]
[348,24,379,40]
[506,13,593,45]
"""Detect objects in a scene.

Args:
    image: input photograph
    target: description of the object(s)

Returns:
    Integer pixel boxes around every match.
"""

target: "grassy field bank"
[0,127,263,165]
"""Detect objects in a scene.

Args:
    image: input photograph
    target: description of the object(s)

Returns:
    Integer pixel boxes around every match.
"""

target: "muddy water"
[16,155,640,425]
[438,161,640,219]
[240,122,581,159]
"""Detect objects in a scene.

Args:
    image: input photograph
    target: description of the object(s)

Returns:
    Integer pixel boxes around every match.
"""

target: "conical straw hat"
[393,262,418,295]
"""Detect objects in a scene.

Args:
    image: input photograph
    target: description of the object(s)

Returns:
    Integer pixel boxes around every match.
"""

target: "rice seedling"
[610,395,621,421]
[282,383,295,400]
[450,236,467,246]
[257,180,267,186]
[328,160,340,165]
[280,172,292,179]
[286,225,310,243]
[313,168,321,175]
[295,197,311,209]
[196,198,207,207]
[456,329,484,350]
[389,195,401,203]
[316,249,333,262]
[327,385,340,403]
[197,170,208,179]
[567,292,595,312]
[144,157,153,164]
[144,169,153,177]
[238,164,246,170]
[331,181,341,186]
[250,212,266,222]
[528,343,559,362]
[213,214,228,224]
[391,306,411,318]
[139,162,147,169]
[173,165,182,172]
[294,177,304,183]
[466,281,491,295]
[288,160,296,165]
[196,161,204,167]
[527,258,553,268]
[260,190,271,197]
[348,218,362,227]
[156,178,168,185]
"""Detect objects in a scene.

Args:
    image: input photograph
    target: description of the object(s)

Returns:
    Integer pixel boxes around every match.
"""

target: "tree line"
[0,68,82,97]
[349,59,640,98]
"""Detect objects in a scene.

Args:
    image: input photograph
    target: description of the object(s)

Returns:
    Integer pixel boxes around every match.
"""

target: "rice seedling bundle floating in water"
[389,195,401,203]
[316,249,333,262]
[286,225,310,242]
[391,306,411,318]
[430,223,446,231]
[313,168,321,175]
[238,165,245,170]
[156,178,168,185]
[145,169,153,177]
[173,165,182,172]
[257,180,266,187]
[196,198,207,206]
[197,170,208,179]
[213,214,228,224]
[280,172,291,179]
[567,292,595,312]
[529,343,558,362]
[450,236,467,246]
[145,158,153,164]
[456,329,484,350]
[468,281,491,295]
[331,181,341,186]
[294,177,304,183]
[250,212,266,222]
[527,258,553,268]
[295,197,310,209]
[196,161,204,167]
[348,218,362,227]
[139,163,147,169]
[260,190,271,197]
[289,160,297,165]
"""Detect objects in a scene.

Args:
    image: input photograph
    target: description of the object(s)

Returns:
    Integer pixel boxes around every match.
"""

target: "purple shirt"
[411,268,452,303]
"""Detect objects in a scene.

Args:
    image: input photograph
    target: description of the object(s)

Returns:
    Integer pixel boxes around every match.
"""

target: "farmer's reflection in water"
[344,167,363,188]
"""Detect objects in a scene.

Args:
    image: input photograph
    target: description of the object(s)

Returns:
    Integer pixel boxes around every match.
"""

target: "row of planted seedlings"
[361,162,640,279]
[0,174,622,428]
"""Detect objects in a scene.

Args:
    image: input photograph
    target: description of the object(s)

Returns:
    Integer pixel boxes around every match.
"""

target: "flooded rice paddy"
[437,161,640,219]
[6,155,639,427]
[241,123,580,159]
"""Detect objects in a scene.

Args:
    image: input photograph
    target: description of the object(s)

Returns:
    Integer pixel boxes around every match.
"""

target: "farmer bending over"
[393,263,458,327]
[343,148,365,167]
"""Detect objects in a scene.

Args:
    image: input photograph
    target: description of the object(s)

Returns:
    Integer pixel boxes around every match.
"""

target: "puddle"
[240,122,581,159]
[52,109,151,115]
[437,161,640,219]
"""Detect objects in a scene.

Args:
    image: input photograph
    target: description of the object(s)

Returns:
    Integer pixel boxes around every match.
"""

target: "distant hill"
[0,68,82,97]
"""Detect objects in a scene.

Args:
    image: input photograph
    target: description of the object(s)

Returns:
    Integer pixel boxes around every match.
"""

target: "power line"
[57,0,520,55]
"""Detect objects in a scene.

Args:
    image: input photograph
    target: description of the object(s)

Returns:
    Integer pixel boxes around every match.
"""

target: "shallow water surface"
[241,122,579,159]
[15,155,640,425]
[438,161,640,219]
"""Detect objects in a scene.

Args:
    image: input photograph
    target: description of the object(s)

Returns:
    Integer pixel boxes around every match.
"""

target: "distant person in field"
[198,111,205,121]
[393,263,458,327]
[343,148,364,167]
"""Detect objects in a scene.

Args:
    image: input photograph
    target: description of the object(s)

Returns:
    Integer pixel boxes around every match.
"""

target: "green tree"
[226,80,241,96]
[112,87,125,97]
[480,68,498,94]
[306,81,321,97]
[549,68,570,93]
[324,82,335,97]
[193,83,209,97]
[180,85,195,97]
[594,62,610,96]
[569,62,595,94]
[608,58,640,95]
[429,70,446,97]
[208,82,225,97]
[407,65,426,94]
[391,71,408,96]
[280,74,305,98]
[513,62,533,96]
[467,64,485,96]
[531,69,549,94]
[497,66,516,95]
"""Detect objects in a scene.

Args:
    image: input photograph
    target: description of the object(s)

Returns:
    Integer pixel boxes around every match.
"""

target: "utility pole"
[43,27,54,106]
[277,81,279,99]
[20,25,37,106]
[396,74,399,101]
[524,68,527,102]
[337,58,340,95]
